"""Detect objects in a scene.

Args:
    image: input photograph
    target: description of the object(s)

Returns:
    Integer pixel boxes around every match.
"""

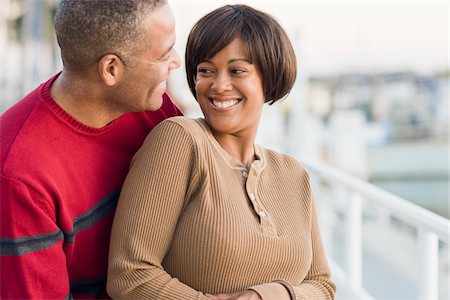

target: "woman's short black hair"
[185,4,297,104]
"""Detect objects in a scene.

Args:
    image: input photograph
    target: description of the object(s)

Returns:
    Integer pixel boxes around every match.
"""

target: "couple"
[0,1,336,299]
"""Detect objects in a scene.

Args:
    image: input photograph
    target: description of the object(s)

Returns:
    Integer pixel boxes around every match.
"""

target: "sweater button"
[258,211,267,217]
[242,171,248,178]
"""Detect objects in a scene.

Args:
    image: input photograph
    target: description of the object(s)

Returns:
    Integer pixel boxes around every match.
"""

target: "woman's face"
[195,38,265,140]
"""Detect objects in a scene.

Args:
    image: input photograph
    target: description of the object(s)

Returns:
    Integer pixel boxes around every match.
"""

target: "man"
[0,0,181,298]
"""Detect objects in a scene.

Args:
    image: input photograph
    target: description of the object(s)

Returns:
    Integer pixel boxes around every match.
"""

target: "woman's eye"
[197,68,213,74]
[231,69,246,75]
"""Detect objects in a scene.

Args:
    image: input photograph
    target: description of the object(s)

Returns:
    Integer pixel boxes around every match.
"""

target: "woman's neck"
[212,131,257,170]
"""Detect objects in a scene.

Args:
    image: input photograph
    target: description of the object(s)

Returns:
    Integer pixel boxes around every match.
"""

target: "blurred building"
[1,0,59,113]
[306,71,449,217]
[308,71,449,141]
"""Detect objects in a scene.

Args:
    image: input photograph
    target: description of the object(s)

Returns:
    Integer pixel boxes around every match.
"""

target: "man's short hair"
[185,4,297,104]
[54,0,167,71]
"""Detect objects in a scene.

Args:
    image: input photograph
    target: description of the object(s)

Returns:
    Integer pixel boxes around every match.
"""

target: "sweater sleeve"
[107,119,207,300]
[277,171,336,300]
[0,174,70,299]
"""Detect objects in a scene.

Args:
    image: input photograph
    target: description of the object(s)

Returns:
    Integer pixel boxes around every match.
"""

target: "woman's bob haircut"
[185,4,297,105]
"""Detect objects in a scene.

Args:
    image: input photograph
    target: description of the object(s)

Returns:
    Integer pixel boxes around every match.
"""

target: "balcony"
[298,154,449,300]
[2,2,448,298]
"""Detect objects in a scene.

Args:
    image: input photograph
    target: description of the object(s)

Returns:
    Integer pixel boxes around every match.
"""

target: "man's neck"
[50,70,120,128]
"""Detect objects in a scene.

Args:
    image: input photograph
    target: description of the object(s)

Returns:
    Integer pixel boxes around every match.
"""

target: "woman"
[107,4,336,300]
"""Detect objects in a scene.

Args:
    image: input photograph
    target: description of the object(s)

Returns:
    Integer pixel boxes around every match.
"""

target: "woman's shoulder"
[144,117,209,150]
[152,116,205,136]
[261,146,311,179]
[135,117,204,163]
[262,147,304,169]
[158,116,199,128]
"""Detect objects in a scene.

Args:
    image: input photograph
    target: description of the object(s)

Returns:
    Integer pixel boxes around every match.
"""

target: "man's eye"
[161,54,171,61]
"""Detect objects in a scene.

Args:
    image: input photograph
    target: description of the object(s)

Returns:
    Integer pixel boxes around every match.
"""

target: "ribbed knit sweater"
[107,117,336,300]
[0,73,182,299]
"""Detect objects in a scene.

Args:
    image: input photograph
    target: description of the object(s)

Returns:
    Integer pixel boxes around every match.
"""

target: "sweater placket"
[245,165,277,236]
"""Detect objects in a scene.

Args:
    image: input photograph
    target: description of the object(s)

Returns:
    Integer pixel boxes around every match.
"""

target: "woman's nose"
[211,73,232,94]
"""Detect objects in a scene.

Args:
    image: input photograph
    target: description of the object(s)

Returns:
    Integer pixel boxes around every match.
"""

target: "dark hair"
[185,4,297,104]
[54,0,167,71]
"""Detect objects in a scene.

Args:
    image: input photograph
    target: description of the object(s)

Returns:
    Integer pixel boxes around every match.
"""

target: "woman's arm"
[107,119,208,300]
[278,173,336,300]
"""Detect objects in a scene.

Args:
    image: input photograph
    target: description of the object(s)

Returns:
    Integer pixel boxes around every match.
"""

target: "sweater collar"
[40,72,116,135]
[195,118,266,173]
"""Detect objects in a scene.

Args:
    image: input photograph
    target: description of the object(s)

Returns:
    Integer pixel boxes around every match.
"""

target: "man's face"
[115,4,181,112]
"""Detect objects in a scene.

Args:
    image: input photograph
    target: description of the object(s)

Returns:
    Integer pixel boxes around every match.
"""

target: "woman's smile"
[209,96,242,110]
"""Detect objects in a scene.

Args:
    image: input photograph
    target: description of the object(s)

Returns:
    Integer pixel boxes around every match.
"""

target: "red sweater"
[0,74,182,299]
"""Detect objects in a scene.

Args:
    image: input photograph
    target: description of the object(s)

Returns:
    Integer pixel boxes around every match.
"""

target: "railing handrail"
[297,154,450,243]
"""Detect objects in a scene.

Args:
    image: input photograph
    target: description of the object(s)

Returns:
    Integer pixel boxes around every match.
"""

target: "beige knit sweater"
[107,117,336,300]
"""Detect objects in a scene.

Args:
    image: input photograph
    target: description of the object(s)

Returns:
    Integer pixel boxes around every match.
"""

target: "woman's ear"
[98,54,123,86]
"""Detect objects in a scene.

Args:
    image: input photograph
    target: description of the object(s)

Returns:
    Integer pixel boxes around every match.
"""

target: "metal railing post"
[417,227,439,300]
[345,191,363,290]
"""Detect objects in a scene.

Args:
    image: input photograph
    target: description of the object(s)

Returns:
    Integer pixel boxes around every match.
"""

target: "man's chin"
[145,95,164,111]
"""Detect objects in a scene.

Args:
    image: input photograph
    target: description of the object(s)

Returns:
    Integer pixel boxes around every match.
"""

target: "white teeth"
[212,99,239,109]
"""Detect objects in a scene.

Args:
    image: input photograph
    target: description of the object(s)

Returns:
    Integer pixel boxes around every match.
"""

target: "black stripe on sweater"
[70,276,106,295]
[0,190,120,256]
[0,230,64,256]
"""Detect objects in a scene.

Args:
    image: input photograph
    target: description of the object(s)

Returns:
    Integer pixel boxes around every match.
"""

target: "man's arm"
[0,174,71,299]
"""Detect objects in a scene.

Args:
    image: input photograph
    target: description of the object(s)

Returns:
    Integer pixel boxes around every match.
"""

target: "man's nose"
[169,49,181,70]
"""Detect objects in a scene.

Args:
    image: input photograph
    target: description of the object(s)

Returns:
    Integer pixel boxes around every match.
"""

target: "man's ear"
[98,54,123,86]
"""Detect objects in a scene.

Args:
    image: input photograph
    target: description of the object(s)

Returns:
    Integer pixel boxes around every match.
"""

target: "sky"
[168,0,449,76]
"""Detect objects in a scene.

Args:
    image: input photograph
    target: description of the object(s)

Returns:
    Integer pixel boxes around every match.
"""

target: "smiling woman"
[107,4,336,300]
[193,38,266,151]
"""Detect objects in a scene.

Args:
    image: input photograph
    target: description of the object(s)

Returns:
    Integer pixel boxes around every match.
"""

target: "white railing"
[297,154,449,300]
